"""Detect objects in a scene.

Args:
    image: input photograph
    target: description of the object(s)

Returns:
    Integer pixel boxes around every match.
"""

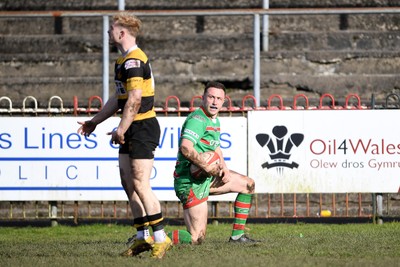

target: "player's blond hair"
[112,12,142,38]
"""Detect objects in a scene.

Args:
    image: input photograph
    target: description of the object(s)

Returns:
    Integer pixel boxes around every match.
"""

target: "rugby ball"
[189,151,220,179]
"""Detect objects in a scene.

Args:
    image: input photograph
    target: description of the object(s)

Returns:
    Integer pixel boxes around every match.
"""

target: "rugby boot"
[229,234,260,243]
[150,236,172,259]
[125,233,137,246]
[120,236,154,257]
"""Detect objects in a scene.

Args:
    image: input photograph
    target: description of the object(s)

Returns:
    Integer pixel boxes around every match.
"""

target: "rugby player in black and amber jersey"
[77,12,171,259]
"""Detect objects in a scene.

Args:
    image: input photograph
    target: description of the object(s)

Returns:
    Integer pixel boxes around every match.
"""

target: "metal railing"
[2,92,400,116]
[1,193,399,225]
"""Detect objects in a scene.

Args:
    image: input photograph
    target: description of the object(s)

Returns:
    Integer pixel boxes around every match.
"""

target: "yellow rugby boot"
[120,236,154,257]
[150,236,172,259]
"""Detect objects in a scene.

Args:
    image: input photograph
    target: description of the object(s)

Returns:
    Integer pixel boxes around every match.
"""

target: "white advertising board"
[248,110,400,193]
[0,117,246,201]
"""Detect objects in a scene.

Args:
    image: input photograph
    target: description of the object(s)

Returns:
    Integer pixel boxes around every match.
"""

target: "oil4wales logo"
[256,125,304,174]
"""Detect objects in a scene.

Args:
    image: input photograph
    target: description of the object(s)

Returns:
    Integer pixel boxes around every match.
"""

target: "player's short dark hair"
[204,81,226,95]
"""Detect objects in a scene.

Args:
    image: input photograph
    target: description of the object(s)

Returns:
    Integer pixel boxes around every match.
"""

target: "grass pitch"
[0,222,399,267]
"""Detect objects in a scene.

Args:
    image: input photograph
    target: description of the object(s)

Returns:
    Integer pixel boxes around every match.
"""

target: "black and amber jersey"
[114,45,156,121]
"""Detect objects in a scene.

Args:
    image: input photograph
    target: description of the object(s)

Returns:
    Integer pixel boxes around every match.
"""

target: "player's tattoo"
[181,148,206,168]
[247,180,255,193]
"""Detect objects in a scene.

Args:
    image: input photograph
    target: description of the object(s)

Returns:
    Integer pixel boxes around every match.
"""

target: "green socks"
[167,229,192,244]
[166,193,253,244]
[231,193,252,238]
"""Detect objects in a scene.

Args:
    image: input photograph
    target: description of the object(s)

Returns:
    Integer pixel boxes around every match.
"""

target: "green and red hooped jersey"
[174,106,221,177]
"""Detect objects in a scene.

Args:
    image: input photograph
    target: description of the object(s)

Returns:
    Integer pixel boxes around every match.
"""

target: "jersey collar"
[122,45,138,57]
[200,106,217,119]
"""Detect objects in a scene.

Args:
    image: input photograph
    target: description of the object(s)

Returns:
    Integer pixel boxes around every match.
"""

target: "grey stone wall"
[0,0,399,108]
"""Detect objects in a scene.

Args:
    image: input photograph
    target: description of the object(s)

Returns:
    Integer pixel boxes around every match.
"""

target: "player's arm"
[77,93,119,136]
[92,93,120,124]
[112,89,141,144]
[180,138,220,177]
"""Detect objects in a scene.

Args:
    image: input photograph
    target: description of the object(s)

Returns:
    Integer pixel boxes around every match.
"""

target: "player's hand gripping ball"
[190,151,220,179]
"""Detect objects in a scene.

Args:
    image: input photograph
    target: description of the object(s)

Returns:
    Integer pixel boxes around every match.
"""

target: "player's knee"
[196,232,206,244]
[191,231,206,245]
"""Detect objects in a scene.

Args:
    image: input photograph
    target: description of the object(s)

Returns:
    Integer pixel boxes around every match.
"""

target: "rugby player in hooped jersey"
[77,13,171,259]
[172,81,259,244]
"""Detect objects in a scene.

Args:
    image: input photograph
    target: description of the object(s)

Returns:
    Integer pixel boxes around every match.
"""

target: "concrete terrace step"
[0,0,395,11]
[0,35,104,54]
[1,30,399,55]
[269,0,398,8]
[1,14,399,36]
[0,0,263,11]
[1,51,399,79]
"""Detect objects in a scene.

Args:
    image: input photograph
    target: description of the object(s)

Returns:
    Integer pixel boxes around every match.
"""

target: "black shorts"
[119,117,160,159]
